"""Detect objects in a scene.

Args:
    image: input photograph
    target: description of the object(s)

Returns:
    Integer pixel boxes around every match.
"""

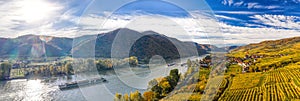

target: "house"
[12,63,21,69]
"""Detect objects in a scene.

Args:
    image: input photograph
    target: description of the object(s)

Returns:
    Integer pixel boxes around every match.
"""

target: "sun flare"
[16,0,60,23]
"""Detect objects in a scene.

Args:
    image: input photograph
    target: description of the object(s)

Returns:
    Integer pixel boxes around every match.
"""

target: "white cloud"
[219,23,300,45]
[73,12,300,47]
[0,0,64,38]
[214,11,259,15]
[0,0,299,47]
[222,0,235,6]
[250,14,300,30]
[221,0,282,9]
[215,14,241,21]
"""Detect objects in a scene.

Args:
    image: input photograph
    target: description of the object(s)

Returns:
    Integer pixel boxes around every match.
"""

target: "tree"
[186,66,195,76]
[114,93,122,101]
[0,62,12,79]
[130,90,143,101]
[148,79,158,90]
[49,65,55,75]
[143,91,155,101]
[187,59,192,68]
[159,78,171,96]
[64,62,74,75]
[129,56,138,67]
[123,93,130,101]
[151,85,163,99]
[169,69,179,83]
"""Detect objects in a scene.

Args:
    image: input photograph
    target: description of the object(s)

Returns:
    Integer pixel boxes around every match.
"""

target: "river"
[0,56,207,101]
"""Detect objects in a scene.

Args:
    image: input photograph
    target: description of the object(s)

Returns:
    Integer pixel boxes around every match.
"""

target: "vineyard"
[219,37,300,101]
[163,62,300,101]
[220,66,300,101]
[230,72,263,90]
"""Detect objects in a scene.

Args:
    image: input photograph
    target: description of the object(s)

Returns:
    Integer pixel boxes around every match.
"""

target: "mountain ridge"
[0,28,215,60]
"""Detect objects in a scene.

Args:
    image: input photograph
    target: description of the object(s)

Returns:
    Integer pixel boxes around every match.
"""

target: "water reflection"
[0,79,85,101]
[24,80,43,101]
[0,56,205,101]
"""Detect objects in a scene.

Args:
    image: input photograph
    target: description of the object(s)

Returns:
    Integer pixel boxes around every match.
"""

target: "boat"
[58,77,108,90]
[167,63,176,67]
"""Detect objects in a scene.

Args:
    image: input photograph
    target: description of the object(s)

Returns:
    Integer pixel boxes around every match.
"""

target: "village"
[228,52,290,73]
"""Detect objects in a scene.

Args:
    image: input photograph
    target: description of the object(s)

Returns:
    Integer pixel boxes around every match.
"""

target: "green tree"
[169,69,179,83]
[151,85,163,99]
[148,79,158,90]
[0,62,12,80]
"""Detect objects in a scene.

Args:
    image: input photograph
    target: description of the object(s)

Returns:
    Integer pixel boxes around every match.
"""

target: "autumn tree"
[130,90,143,101]
[159,78,171,96]
[143,91,155,101]
[187,59,192,67]
[64,62,74,75]
[129,56,138,67]
[123,93,130,101]
[49,65,55,75]
[114,93,122,101]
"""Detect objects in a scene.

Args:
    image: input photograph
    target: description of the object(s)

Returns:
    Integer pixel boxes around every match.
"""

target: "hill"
[0,28,213,61]
[158,36,300,101]
[73,28,209,62]
[227,36,300,71]
[0,35,73,58]
[229,37,300,57]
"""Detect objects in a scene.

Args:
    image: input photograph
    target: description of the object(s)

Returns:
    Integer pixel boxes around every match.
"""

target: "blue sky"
[0,0,299,46]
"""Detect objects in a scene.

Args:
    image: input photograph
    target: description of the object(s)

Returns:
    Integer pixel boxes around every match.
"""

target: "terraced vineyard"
[220,66,300,101]
[230,72,263,90]
[220,87,263,101]
[265,69,292,84]
[162,37,300,101]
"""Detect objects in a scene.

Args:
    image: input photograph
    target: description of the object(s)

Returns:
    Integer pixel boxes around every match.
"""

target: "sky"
[0,0,299,46]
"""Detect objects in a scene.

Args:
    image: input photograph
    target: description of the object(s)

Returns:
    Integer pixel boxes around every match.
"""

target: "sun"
[16,0,60,23]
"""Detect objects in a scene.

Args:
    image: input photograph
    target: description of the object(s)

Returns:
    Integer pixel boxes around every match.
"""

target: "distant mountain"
[0,35,73,58]
[188,43,238,52]
[225,46,239,52]
[0,28,215,61]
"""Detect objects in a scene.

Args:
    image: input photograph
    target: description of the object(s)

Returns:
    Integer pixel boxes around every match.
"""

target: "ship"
[58,77,108,90]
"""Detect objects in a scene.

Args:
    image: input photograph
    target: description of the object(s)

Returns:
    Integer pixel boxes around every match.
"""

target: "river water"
[0,56,206,101]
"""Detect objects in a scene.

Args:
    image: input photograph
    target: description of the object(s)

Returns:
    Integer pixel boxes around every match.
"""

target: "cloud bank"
[0,0,299,47]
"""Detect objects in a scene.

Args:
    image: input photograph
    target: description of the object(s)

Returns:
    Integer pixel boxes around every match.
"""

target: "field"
[230,72,264,90]
[162,61,300,101]
[220,64,300,101]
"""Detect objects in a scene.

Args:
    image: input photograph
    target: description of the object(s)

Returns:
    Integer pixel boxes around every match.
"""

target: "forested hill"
[0,28,216,60]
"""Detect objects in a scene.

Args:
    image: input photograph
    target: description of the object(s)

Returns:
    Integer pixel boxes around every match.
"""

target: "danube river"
[0,56,206,101]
